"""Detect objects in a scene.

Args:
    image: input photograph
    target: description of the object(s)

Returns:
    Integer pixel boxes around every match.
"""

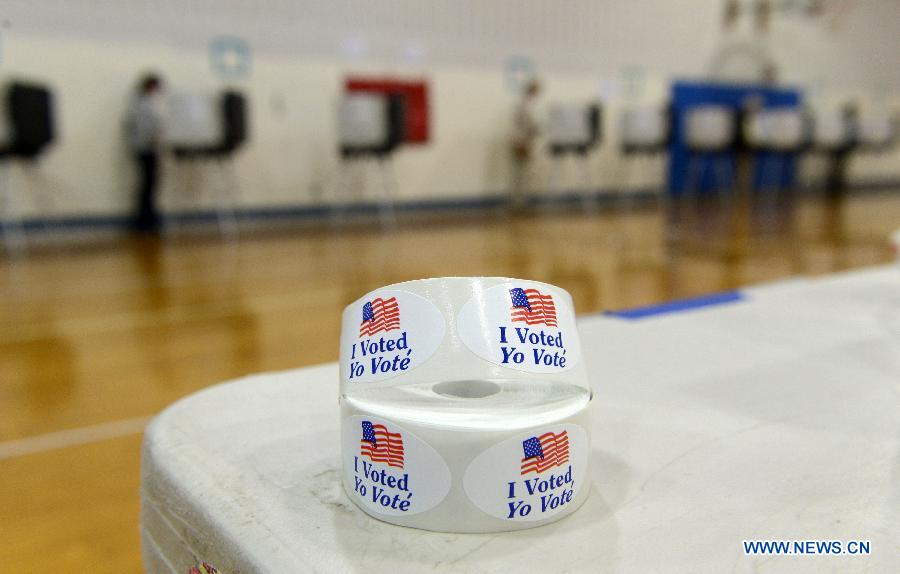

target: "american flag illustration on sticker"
[520,430,569,475]
[359,297,401,337]
[509,287,558,327]
[360,420,405,469]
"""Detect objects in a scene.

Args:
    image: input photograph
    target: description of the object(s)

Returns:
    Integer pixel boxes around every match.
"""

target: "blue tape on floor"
[607,290,745,320]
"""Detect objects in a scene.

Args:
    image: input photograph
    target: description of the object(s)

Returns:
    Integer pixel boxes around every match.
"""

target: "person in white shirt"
[510,79,541,208]
[126,74,165,233]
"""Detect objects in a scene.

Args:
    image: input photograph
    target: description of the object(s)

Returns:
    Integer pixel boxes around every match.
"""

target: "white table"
[141,266,900,573]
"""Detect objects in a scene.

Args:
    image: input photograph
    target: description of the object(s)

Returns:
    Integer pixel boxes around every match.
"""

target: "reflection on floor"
[1,190,898,572]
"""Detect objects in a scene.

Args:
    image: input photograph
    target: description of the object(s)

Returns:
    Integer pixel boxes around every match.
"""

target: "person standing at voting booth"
[510,79,541,208]
[126,74,165,233]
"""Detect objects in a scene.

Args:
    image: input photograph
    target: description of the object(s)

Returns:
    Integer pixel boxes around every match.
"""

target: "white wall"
[0,1,898,219]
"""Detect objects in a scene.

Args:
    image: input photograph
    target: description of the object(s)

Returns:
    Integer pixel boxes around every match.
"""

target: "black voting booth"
[335,92,406,223]
[0,82,56,159]
[220,91,248,156]
[621,105,671,155]
[167,90,248,235]
[0,81,56,250]
[544,103,602,209]
[820,107,898,202]
[547,104,601,157]
[171,91,247,158]
[339,93,405,158]
[617,104,671,209]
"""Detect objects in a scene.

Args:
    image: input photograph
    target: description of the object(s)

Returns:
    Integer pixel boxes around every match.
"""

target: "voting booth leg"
[616,153,652,215]
[727,150,757,258]
[177,161,195,233]
[329,160,351,225]
[213,158,239,239]
[165,160,193,235]
[703,156,737,239]
[21,163,57,234]
[376,158,397,227]
[544,156,562,208]
[607,154,640,252]
[163,160,181,235]
[713,156,735,207]
[577,155,598,212]
[332,158,368,225]
[675,154,705,240]
[509,157,531,211]
[621,156,636,213]
[757,155,785,231]
[0,163,26,254]
[689,154,707,212]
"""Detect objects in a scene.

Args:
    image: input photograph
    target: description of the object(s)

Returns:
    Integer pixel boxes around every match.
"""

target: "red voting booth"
[345,77,430,144]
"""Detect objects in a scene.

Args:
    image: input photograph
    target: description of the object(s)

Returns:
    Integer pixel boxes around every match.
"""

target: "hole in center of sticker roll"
[432,380,502,399]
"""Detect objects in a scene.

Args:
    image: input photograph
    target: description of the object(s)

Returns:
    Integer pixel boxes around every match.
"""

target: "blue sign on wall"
[503,55,536,94]
[210,36,252,80]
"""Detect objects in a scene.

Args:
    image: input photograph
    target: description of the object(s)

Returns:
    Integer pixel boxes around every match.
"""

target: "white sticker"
[457,282,580,373]
[342,416,451,516]
[464,424,588,522]
[340,289,445,384]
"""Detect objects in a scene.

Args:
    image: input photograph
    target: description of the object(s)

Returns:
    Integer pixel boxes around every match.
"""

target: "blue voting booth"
[668,81,803,196]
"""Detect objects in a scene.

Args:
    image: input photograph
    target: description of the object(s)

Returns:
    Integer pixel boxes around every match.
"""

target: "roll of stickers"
[339,277,593,533]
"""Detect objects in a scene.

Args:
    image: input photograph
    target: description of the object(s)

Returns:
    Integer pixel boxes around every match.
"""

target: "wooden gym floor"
[1,191,898,572]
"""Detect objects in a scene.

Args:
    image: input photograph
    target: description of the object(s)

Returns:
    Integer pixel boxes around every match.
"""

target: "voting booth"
[165,90,248,235]
[617,105,670,203]
[809,108,852,152]
[803,107,856,196]
[543,103,602,208]
[334,92,407,223]
[338,92,405,158]
[546,103,601,156]
[0,80,56,250]
[166,93,222,154]
[167,91,247,157]
[856,111,897,152]
[620,105,669,153]
[680,104,738,200]
[742,107,807,153]
[684,105,736,153]
[0,82,55,159]
[742,106,807,196]
[810,106,897,198]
